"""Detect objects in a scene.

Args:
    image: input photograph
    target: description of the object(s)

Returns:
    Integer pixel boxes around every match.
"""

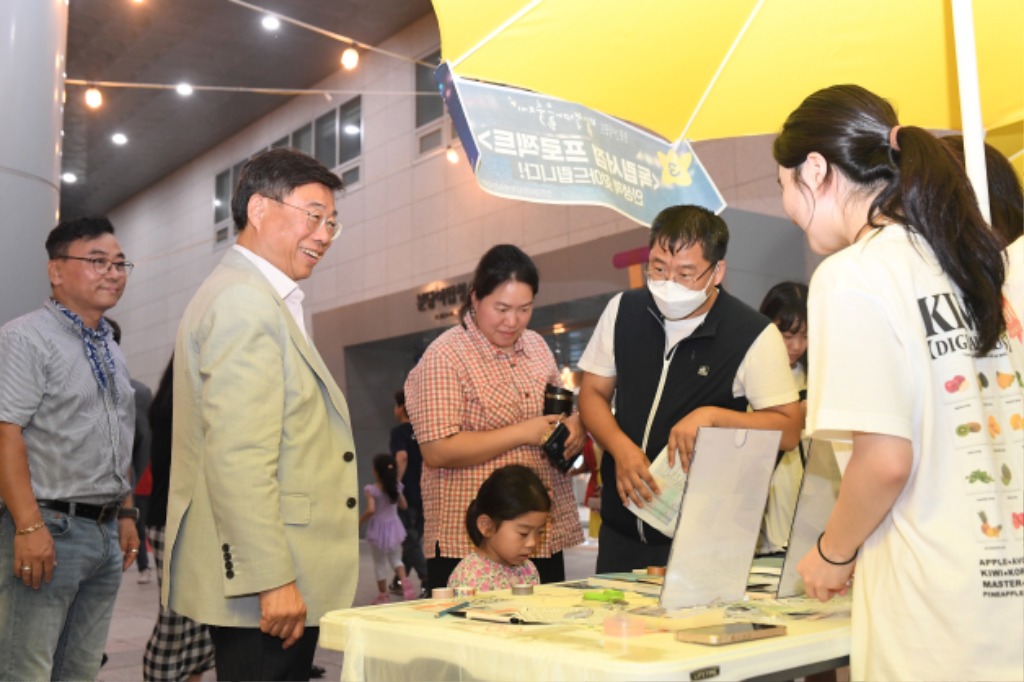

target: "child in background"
[359,453,413,604]
[449,465,551,592]
[757,281,809,554]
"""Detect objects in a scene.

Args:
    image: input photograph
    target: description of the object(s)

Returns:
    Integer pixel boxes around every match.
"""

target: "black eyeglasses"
[57,256,134,276]
[644,261,716,287]
[265,196,343,241]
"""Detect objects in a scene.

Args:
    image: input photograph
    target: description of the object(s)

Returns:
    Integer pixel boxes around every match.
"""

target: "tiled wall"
[105,13,812,392]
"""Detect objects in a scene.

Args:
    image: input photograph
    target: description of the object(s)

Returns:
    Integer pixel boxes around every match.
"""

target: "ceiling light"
[343,124,360,135]
[341,47,359,70]
[61,172,77,183]
[261,15,280,31]
[176,82,193,96]
[112,132,128,145]
[85,87,103,109]
[446,145,459,164]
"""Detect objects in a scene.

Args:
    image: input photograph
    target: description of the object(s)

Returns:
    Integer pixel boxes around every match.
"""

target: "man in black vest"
[578,205,801,572]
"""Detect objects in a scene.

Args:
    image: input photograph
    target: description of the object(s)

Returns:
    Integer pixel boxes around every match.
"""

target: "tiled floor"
[98,536,598,681]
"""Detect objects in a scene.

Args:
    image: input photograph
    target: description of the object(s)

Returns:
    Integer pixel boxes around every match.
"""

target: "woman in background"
[143,358,215,682]
[756,281,809,554]
[774,84,1020,680]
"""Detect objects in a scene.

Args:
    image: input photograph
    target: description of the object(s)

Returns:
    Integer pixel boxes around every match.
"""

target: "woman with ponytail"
[774,84,1021,681]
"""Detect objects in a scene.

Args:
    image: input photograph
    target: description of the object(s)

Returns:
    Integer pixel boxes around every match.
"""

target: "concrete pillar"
[0,0,68,324]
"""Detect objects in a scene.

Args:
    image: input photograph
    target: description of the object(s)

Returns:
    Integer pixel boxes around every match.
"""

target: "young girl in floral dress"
[448,465,551,592]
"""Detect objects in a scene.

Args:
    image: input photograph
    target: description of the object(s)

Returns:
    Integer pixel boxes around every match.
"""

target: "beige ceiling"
[60,0,434,219]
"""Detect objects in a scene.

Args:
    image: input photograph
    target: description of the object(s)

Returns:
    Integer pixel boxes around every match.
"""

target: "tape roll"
[511,584,534,596]
[432,587,455,599]
[454,586,477,597]
[646,565,666,576]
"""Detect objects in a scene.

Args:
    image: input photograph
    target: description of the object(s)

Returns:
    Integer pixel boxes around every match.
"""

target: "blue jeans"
[0,506,124,681]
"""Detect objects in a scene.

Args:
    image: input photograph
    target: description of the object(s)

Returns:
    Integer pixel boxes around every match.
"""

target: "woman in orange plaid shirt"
[405,245,585,590]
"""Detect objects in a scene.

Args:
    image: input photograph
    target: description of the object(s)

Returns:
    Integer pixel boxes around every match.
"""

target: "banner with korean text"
[436,62,726,226]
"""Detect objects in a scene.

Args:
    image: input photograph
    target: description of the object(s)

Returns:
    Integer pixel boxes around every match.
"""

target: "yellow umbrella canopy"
[434,0,1023,146]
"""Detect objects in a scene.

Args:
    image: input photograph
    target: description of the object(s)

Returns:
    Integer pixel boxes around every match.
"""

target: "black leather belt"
[36,499,121,523]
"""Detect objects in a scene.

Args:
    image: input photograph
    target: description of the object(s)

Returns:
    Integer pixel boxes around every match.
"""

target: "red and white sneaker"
[403,584,418,601]
[371,593,390,605]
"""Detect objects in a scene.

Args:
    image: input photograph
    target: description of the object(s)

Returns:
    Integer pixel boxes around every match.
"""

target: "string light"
[341,47,359,70]
[176,82,193,96]
[446,145,459,164]
[85,87,103,108]
[111,132,128,145]
[61,172,77,183]
[261,15,280,31]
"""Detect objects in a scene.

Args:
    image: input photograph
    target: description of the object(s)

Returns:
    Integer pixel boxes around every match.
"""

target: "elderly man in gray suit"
[164,149,358,680]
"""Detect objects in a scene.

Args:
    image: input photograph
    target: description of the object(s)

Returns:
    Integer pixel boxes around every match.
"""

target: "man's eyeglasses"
[266,196,343,241]
[643,261,716,287]
[57,256,134,276]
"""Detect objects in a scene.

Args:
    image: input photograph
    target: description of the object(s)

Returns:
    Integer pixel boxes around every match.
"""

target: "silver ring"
[129,548,139,554]
[21,566,30,572]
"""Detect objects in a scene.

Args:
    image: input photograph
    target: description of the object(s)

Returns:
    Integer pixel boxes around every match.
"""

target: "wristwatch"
[117,507,140,521]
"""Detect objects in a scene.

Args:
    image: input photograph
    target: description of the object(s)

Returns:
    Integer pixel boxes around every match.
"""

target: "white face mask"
[647,264,717,320]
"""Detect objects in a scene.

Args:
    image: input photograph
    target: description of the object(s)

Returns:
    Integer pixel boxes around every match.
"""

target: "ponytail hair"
[940,135,1023,246]
[465,465,550,547]
[372,453,400,503]
[773,84,1006,355]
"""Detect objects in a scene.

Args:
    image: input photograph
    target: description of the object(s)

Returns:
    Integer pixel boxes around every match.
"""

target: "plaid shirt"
[405,313,583,560]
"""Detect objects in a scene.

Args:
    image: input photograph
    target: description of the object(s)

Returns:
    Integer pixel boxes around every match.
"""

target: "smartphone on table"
[675,622,787,646]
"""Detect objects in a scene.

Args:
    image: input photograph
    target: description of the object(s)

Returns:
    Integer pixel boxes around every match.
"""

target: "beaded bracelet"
[15,521,46,536]
[816,532,858,566]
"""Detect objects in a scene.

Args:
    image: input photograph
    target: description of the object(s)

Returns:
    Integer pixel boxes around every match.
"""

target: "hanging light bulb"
[340,47,359,70]
[446,145,459,164]
[84,87,103,109]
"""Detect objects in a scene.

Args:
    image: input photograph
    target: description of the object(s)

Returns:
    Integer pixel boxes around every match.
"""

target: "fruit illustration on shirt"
[996,372,1015,389]
[944,375,968,393]
[1010,414,1023,431]
[1013,512,1024,530]
[955,422,982,437]
[1001,463,1012,486]
[977,372,989,389]
[978,511,1002,538]
[965,469,995,484]
[987,415,1002,438]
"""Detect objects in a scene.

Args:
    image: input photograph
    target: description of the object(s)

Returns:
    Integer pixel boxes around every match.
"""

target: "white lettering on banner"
[563,140,588,163]
[511,161,644,205]
[638,165,657,189]
[493,129,517,156]
[485,129,595,165]
[516,133,541,158]
[599,121,630,144]
[623,159,639,185]
[540,137,564,162]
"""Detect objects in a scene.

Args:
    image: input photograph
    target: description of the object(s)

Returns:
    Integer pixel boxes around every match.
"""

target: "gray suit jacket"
[162,249,358,626]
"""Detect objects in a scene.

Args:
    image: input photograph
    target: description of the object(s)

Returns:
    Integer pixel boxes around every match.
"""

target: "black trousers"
[427,543,565,590]
[595,522,671,573]
[399,506,429,583]
[208,625,319,681]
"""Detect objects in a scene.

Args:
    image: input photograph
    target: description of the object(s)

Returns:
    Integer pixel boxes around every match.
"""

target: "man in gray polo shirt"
[0,216,141,680]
